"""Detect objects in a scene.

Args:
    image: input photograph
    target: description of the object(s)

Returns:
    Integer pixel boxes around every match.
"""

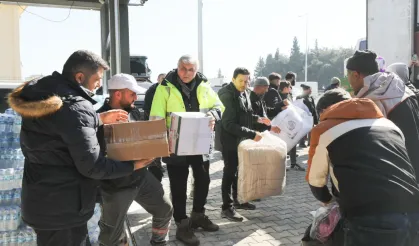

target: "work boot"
[221,207,243,222]
[233,201,256,210]
[190,211,219,232]
[175,218,200,246]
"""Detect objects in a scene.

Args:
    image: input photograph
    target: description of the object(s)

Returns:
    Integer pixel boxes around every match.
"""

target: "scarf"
[178,76,196,99]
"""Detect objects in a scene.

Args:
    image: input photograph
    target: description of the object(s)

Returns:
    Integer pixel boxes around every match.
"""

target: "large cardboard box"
[104,119,169,161]
[169,112,212,156]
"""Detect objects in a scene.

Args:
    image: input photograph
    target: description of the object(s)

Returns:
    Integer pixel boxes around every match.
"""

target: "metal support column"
[197,0,204,74]
[109,0,121,76]
[119,3,131,74]
[100,3,110,93]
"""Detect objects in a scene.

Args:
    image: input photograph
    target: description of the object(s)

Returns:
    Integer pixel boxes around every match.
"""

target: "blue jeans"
[344,213,419,246]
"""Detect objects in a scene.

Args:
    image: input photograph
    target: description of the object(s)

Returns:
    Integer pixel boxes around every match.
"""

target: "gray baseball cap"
[254,77,269,86]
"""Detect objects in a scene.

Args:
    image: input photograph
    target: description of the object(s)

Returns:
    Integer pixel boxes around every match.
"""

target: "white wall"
[0,4,24,82]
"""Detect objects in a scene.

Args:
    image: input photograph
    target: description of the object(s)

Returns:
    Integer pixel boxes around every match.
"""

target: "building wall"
[0,4,24,82]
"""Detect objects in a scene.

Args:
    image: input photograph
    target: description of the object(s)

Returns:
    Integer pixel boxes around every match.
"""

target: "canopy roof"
[0,0,147,10]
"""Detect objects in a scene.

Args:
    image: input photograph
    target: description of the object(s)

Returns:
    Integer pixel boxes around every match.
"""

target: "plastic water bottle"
[5,116,14,138]
[4,207,11,231]
[13,116,21,139]
[15,168,23,189]
[4,191,12,206]
[13,189,21,205]
[0,115,6,137]
[0,148,4,170]
[18,230,26,244]
[0,208,4,232]
[3,231,10,245]
[5,169,14,190]
[11,206,19,230]
[10,230,18,246]
[0,169,5,190]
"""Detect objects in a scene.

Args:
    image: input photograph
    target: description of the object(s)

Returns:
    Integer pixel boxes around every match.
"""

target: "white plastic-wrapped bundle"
[271,104,313,152]
[237,132,287,203]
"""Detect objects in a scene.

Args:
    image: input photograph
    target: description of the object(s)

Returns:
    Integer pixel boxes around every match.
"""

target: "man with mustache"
[96,74,173,246]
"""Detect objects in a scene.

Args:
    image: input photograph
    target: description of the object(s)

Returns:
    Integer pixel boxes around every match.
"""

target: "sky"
[19,0,366,81]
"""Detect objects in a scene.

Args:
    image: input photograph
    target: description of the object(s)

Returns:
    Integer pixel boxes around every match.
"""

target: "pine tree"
[217,68,223,78]
[254,57,266,77]
[289,37,304,79]
[274,48,280,61]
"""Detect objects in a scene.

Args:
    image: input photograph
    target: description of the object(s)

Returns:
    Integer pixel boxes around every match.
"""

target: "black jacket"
[96,101,148,192]
[218,83,261,151]
[325,83,339,92]
[296,94,319,124]
[308,99,419,218]
[387,94,419,181]
[250,91,273,132]
[143,82,159,120]
[279,92,292,102]
[264,84,285,119]
[8,72,134,230]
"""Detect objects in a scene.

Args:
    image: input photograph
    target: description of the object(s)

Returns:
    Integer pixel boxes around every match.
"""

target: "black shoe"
[150,240,167,246]
[190,212,219,232]
[234,202,256,210]
[299,144,307,148]
[175,218,200,246]
[221,207,243,222]
[291,163,305,171]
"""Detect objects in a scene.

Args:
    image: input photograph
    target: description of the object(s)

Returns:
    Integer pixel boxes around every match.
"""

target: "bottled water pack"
[0,226,37,245]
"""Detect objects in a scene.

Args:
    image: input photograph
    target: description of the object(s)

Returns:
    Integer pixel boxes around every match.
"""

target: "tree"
[288,37,305,79]
[217,68,224,78]
[254,37,354,88]
[254,57,266,77]
[274,48,280,61]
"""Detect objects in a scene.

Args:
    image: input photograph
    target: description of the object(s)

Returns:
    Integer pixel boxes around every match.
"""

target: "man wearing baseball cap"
[96,73,173,246]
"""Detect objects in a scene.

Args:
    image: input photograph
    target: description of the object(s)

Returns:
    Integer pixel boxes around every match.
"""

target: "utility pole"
[198,0,204,74]
[304,14,308,82]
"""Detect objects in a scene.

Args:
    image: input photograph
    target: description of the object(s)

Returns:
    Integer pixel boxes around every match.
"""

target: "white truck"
[366,0,419,74]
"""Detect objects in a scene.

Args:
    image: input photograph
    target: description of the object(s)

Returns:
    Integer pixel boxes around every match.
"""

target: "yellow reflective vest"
[149,74,224,128]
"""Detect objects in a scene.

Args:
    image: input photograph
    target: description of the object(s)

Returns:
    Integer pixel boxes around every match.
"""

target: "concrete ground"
[127,146,319,246]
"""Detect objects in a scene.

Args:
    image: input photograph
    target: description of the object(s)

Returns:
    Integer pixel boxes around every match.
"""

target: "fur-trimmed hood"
[8,72,96,118]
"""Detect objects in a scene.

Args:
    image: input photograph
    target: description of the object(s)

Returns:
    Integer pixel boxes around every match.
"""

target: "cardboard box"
[104,119,169,161]
[169,112,212,156]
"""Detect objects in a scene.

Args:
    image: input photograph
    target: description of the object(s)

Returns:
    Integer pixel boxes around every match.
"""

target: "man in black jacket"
[7,50,152,246]
[97,74,173,246]
[347,50,419,182]
[325,77,341,92]
[297,84,318,147]
[218,68,270,222]
[250,77,282,133]
[264,73,288,113]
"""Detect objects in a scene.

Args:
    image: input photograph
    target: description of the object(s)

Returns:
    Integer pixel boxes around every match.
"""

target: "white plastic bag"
[293,99,312,115]
[310,203,341,243]
[271,104,313,152]
[237,131,287,203]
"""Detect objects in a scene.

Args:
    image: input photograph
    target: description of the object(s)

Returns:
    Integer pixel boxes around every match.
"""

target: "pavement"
[127,146,319,246]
